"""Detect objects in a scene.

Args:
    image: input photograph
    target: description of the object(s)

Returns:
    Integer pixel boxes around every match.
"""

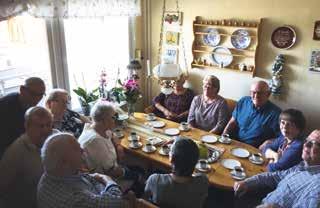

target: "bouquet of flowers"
[111,79,141,104]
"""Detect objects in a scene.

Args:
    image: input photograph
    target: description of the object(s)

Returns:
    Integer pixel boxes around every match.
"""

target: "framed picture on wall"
[165,31,180,46]
[313,21,320,40]
[309,50,320,72]
[164,11,183,26]
[161,47,179,64]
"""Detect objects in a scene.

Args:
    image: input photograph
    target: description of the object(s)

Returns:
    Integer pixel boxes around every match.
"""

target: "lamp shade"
[127,59,142,70]
[152,64,182,80]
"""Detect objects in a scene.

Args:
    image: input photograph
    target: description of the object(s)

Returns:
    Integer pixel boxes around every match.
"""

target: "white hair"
[41,132,75,173]
[45,88,69,105]
[90,102,115,122]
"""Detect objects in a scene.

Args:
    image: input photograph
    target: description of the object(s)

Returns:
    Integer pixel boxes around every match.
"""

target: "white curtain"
[0,0,141,20]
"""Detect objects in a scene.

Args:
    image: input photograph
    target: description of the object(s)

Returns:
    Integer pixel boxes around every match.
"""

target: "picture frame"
[164,11,183,26]
[165,31,180,46]
[161,47,179,64]
[313,21,320,40]
[309,50,320,72]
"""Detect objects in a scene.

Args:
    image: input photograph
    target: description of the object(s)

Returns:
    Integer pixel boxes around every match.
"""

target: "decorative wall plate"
[231,29,251,49]
[271,26,296,49]
[203,28,221,47]
[211,46,233,67]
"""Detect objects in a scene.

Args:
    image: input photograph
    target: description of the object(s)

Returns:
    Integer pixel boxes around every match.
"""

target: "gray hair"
[45,89,69,105]
[90,102,115,123]
[41,132,75,173]
[25,106,52,127]
[204,74,220,93]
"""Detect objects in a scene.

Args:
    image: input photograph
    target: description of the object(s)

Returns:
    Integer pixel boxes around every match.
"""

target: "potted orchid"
[111,79,142,116]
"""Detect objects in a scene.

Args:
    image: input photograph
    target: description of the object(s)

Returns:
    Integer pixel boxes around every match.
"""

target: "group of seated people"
[0,76,319,208]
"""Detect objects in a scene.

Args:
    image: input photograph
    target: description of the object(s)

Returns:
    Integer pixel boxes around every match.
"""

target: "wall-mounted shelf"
[192,17,261,77]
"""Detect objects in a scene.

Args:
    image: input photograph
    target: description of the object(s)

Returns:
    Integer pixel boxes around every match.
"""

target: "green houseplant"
[73,87,99,116]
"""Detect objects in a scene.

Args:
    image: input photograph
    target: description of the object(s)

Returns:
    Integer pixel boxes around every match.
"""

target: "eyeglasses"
[304,140,320,149]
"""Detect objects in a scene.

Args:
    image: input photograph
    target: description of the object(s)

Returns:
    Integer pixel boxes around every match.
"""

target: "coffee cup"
[199,159,208,169]
[233,166,244,176]
[145,142,153,151]
[180,122,189,130]
[252,153,262,161]
[147,113,155,120]
[130,132,138,140]
[130,139,139,147]
[161,144,170,155]
[114,129,122,137]
[220,133,230,142]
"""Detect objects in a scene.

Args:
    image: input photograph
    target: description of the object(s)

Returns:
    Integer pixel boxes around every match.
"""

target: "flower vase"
[127,102,135,117]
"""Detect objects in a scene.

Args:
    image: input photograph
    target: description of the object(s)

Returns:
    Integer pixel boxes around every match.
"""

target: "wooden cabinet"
[191,17,261,77]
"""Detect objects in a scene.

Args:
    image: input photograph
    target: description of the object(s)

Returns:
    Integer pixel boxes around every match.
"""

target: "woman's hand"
[259,139,273,151]
[265,149,279,162]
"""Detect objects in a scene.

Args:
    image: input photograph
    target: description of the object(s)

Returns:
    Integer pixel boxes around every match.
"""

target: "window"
[0,15,52,97]
[63,17,130,108]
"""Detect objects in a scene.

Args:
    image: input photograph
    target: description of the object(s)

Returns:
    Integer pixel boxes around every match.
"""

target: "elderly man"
[0,106,54,208]
[0,77,46,157]
[38,132,135,208]
[223,81,281,147]
[234,130,320,208]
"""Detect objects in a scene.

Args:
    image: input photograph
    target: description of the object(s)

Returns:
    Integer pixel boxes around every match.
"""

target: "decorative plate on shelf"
[203,28,221,47]
[231,29,251,49]
[271,26,296,49]
[211,46,233,67]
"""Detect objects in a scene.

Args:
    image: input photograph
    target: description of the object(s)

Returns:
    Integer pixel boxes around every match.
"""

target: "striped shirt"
[244,161,320,208]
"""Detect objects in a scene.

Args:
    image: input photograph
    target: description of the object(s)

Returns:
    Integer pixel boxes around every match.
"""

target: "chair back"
[136,198,159,208]
[225,98,237,113]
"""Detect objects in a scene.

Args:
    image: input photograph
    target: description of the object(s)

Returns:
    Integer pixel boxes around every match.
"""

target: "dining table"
[119,112,267,190]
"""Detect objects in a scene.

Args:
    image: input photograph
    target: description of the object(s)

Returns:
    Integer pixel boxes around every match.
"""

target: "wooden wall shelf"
[191,17,261,77]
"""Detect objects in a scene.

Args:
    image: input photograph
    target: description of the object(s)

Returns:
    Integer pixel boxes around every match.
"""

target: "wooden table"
[120,112,266,190]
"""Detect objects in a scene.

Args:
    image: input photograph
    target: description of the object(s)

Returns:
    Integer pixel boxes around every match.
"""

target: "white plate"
[231,148,250,158]
[128,135,140,141]
[211,46,233,67]
[142,145,157,153]
[249,155,264,165]
[231,29,251,49]
[230,170,246,180]
[201,135,218,144]
[149,121,165,128]
[195,162,211,173]
[203,28,221,47]
[128,142,142,149]
[147,137,164,146]
[221,159,241,170]
[164,128,180,136]
[118,114,129,121]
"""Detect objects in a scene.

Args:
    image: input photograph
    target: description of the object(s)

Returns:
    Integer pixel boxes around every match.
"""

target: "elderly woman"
[152,74,194,122]
[45,89,90,138]
[188,75,230,134]
[78,102,141,183]
[260,109,306,172]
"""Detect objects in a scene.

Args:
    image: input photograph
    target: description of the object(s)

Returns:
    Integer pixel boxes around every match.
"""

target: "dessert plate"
[221,159,241,170]
[201,135,218,144]
[164,128,180,136]
[149,121,165,128]
[142,146,157,153]
[231,148,250,158]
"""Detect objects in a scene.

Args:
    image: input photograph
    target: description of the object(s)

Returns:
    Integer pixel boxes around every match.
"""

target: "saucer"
[195,162,211,173]
[221,159,241,170]
[164,128,180,136]
[146,116,157,121]
[218,137,232,144]
[128,135,140,141]
[118,114,129,121]
[231,148,250,158]
[147,137,164,146]
[142,145,157,153]
[128,142,142,149]
[149,121,165,128]
[230,170,246,180]
[201,135,218,144]
[178,126,190,131]
[114,133,124,139]
[249,155,264,165]
[158,148,170,156]
[207,150,220,163]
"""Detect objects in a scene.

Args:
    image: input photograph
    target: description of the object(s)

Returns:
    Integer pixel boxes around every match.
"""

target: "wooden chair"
[225,98,237,113]
[136,198,159,208]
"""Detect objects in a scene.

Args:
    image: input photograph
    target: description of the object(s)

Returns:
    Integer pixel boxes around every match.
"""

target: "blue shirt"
[37,173,127,208]
[263,134,303,172]
[232,96,281,147]
[245,162,320,208]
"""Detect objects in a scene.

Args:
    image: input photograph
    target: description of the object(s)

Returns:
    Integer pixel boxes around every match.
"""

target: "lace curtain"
[0,0,141,20]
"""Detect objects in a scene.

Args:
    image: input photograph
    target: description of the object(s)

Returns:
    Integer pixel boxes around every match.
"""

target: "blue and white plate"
[211,46,233,67]
[231,29,251,49]
[203,28,220,47]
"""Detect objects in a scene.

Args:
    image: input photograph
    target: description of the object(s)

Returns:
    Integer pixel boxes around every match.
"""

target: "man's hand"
[234,181,248,197]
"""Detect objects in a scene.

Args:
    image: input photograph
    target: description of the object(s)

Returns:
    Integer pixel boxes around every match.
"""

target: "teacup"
[220,133,230,142]
[233,166,244,177]
[199,159,208,169]
[130,139,139,147]
[180,122,189,130]
[130,132,138,140]
[145,142,153,151]
[161,144,170,155]
[114,129,123,137]
[252,153,262,161]
[146,113,155,120]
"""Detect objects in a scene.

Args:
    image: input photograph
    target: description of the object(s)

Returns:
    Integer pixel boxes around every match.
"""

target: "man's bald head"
[250,81,271,108]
